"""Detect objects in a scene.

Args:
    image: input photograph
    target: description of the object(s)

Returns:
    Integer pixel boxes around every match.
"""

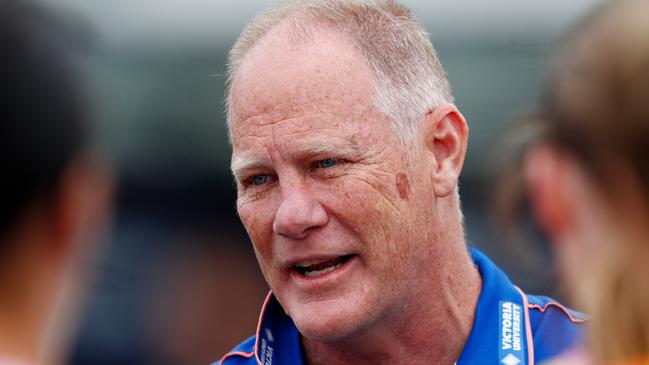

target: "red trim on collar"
[253,291,274,365]
[516,286,536,365]
[219,291,273,365]
[527,302,588,324]
[219,351,255,364]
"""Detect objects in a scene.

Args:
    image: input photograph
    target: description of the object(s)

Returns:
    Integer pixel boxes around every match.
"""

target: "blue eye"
[251,175,269,186]
[318,158,337,168]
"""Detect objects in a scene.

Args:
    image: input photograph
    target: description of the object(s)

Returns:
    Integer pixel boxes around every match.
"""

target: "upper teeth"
[295,258,335,268]
[303,262,343,277]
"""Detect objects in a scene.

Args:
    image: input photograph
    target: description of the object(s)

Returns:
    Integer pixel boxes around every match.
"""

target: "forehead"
[228,25,380,141]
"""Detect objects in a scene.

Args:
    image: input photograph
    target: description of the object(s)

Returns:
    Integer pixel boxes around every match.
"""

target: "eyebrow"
[230,155,271,177]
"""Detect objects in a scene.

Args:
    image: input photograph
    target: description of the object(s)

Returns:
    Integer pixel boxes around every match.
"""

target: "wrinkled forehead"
[228,25,378,139]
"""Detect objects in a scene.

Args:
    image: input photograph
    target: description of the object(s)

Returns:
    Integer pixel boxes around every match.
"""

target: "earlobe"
[524,146,571,241]
[52,156,113,256]
[422,104,469,197]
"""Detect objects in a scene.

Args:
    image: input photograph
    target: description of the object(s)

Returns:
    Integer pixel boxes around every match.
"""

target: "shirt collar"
[458,248,534,365]
[254,292,304,365]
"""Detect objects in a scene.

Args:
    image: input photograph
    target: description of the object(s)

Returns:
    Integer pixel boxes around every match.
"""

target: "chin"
[286,296,374,343]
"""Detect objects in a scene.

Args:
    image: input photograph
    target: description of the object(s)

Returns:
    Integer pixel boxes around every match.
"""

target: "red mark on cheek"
[396,173,410,200]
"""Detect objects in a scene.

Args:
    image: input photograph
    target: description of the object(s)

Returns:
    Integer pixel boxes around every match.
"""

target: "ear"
[51,154,113,258]
[523,145,572,241]
[422,103,469,197]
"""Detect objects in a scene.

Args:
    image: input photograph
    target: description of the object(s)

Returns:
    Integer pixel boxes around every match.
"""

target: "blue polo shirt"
[215,248,586,365]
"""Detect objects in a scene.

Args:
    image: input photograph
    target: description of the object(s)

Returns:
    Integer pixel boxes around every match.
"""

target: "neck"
[0,238,66,365]
[302,232,481,365]
[0,311,39,364]
[0,268,51,364]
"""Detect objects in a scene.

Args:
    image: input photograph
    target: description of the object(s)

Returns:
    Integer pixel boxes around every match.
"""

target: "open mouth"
[293,255,354,278]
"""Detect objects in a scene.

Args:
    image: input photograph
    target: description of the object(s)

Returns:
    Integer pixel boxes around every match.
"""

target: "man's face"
[229,30,439,341]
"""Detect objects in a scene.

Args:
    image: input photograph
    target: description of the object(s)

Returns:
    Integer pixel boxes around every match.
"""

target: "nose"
[273,187,328,239]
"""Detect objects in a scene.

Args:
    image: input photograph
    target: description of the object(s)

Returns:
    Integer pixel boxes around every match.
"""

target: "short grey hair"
[226,0,454,145]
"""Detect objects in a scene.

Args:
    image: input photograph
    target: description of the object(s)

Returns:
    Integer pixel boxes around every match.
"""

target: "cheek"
[554,238,588,295]
[321,176,410,259]
[237,199,276,261]
[328,177,396,227]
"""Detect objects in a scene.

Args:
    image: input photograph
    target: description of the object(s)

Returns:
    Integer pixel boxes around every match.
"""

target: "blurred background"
[36,0,603,364]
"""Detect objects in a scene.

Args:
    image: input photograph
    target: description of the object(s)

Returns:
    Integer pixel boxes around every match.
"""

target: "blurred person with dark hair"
[0,0,112,364]
[499,0,649,364]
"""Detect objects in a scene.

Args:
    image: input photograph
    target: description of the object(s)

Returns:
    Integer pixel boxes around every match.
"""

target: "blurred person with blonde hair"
[509,0,649,364]
[0,0,112,364]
